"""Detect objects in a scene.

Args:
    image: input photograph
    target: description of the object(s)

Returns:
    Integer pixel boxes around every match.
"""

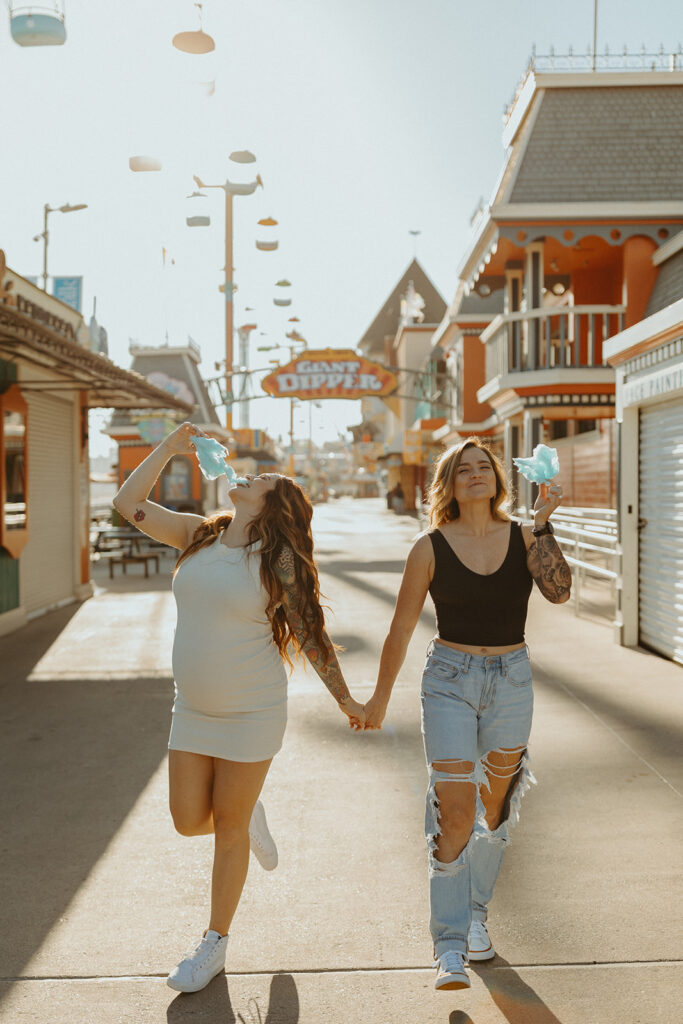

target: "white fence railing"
[515,507,618,617]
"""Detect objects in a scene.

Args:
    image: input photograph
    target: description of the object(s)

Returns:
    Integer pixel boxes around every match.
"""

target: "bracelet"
[532,520,554,537]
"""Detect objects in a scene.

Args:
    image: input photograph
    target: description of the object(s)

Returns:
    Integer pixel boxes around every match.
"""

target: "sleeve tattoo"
[527,533,572,603]
[274,546,351,705]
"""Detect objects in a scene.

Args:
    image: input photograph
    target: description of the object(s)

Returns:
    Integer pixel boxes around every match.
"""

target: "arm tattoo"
[134,508,146,522]
[274,547,350,705]
[527,533,572,603]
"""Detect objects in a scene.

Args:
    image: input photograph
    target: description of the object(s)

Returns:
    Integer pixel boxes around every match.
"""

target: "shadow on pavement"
[0,601,80,685]
[0,669,171,1001]
[321,562,433,629]
[532,662,682,769]
[449,1013,475,1024]
[166,973,299,1023]
[472,958,563,1024]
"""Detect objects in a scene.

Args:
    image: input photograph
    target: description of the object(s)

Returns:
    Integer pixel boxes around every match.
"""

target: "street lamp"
[192,157,262,429]
[33,202,88,292]
[257,339,306,475]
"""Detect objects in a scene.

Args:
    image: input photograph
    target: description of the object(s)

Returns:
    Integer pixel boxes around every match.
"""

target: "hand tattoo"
[527,533,572,603]
[274,546,350,704]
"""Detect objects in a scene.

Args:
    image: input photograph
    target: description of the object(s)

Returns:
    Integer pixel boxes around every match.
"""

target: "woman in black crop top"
[364,437,571,992]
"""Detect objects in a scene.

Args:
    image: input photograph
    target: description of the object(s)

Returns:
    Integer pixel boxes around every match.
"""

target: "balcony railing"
[481,305,626,380]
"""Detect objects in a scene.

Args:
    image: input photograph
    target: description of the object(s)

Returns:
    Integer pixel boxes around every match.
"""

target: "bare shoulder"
[404,531,435,580]
[409,531,435,562]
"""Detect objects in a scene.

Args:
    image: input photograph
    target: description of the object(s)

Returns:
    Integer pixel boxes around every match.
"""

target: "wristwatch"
[532,520,554,537]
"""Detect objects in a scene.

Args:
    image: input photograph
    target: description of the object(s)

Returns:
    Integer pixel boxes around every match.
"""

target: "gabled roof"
[357,259,447,357]
[646,248,683,317]
[509,85,683,204]
[109,341,221,430]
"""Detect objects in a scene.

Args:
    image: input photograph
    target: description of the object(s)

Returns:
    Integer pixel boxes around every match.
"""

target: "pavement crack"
[2,959,682,982]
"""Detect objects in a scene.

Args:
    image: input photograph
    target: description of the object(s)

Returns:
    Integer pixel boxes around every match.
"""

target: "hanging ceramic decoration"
[274,276,291,305]
[172,2,215,53]
[10,1,66,45]
[230,150,256,164]
[256,215,278,251]
[129,156,162,172]
[187,215,211,227]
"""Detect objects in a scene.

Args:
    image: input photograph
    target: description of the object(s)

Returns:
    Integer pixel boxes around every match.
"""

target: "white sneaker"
[249,800,278,870]
[434,949,470,991]
[467,919,495,961]
[166,929,228,993]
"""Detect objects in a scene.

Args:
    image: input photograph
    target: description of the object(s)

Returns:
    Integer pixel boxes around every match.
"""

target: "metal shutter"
[20,394,75,614]
[639,398,683,663]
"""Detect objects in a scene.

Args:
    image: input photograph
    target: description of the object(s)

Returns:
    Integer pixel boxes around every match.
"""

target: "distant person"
[392,482,405,515]
[363,437,570,991]
[114,422,365,993]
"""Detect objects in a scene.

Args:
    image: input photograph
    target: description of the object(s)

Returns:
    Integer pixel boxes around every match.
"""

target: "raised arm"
[273,546,365,729]
[364,534,434,730]
[522,481,572,604]
[113,422,206,551]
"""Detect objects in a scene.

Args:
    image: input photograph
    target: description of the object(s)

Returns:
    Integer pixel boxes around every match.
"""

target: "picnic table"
[91,526,162,578]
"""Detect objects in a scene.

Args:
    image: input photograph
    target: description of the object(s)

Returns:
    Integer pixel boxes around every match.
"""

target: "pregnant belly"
[172,633,287,713]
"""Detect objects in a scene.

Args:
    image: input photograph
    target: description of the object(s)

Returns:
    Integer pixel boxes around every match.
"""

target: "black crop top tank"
[428,522,533,646]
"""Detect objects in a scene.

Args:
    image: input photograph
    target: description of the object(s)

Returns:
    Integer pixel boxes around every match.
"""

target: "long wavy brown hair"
[174,477,328,669]
[428,437,512,528]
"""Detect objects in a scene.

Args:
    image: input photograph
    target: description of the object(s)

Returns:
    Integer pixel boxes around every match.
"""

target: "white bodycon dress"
[168,533,288,761]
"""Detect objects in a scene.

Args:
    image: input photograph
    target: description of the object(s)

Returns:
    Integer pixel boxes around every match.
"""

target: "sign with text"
[53,276,83,313]
[261,349,397,401]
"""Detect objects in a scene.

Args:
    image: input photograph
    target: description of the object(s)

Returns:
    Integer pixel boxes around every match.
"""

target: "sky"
[2,0,680,456]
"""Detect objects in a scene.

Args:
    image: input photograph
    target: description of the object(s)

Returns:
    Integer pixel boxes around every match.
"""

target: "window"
[547,421,569,440]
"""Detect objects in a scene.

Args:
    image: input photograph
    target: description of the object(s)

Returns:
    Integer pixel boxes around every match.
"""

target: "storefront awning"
[0,304,193,412]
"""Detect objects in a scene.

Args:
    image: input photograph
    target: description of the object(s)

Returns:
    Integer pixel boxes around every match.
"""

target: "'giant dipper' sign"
[261,349,398,401]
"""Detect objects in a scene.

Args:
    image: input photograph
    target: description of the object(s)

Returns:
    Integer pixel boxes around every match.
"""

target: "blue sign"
[52,276,82,312]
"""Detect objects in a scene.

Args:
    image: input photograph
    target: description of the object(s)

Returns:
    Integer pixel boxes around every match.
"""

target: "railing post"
[574,310,581,366]
[545,315,551,368]
[588,313,595,365]
[560,313,566,366]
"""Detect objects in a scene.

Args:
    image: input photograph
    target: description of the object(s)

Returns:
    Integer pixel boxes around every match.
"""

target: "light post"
[193,156,262,430]
[33,202,87,292]
[257,339,306,475]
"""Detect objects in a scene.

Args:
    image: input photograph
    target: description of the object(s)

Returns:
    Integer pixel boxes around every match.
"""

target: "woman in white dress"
[113,422,365,992]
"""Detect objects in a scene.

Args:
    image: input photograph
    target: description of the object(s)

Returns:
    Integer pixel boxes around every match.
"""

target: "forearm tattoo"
[527,533,572,603]
[274,547,350,705]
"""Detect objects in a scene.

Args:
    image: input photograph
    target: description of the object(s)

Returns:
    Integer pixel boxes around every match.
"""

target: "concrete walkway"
[0,498,681,1023]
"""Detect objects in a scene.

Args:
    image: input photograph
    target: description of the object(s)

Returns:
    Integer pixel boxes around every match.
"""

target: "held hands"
[339,696,366,731]
[533,480,563,527]
[162,421,207,455]
[341,692,387,732]
[362,693,388,731]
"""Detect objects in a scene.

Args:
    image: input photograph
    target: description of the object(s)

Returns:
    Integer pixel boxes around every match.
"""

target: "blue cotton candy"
[192,435,246,485]
[512,443,560,483]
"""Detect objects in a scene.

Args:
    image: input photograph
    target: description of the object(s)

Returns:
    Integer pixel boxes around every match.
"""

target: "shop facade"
[605,279,683,664]
[0,259,190,636]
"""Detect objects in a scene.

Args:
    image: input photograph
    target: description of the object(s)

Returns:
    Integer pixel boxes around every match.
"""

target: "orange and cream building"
[435,62,683,511]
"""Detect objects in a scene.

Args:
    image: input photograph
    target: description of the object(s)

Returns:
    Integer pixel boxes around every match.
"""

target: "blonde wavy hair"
[174,477,328,669]
[428,437,512,528]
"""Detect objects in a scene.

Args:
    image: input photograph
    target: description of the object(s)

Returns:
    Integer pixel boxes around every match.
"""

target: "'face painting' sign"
[261,349,398,401]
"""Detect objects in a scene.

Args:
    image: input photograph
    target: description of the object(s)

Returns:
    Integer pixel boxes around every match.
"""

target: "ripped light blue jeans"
[420,639,536,958]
